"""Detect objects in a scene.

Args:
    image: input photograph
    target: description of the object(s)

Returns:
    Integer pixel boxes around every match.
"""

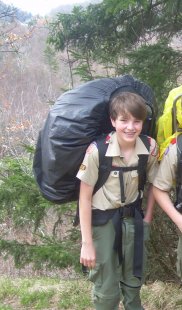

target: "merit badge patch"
[79,164,86,171]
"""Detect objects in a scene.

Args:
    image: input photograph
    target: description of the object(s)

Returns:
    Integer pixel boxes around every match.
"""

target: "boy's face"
[111,112,143,144]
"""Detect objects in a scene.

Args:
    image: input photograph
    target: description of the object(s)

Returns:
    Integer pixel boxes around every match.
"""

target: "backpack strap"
[93,134,112,195]
[137,134,150,195]
[176,134,182,209]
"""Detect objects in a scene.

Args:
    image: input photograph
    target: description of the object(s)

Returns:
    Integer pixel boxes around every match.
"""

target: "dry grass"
[0,277,182,309]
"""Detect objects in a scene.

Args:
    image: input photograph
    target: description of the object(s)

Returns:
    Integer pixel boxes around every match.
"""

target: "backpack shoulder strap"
[93,134,112,195]
[176,134,182,204]
[137,134,150,193]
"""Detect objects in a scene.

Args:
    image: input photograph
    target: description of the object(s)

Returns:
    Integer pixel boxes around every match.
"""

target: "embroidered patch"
[79,164,86,171]
[151,143,158,157]
[164,147,169,156]
[86,145,94,154]
[86,142,97,154]
[171,137,177,145]
[105,134,111,144]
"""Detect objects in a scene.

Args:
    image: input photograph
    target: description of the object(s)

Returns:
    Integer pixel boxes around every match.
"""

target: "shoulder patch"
[148,137,158,157]
[105,134,112,144]
[86,142,97,154]
[171,137,177,145]
[151,142,158,157]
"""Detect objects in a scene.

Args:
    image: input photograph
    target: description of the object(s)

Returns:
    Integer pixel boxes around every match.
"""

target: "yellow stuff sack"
[157,85,182,160]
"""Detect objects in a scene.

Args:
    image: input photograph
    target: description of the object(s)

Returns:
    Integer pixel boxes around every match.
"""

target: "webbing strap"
[93,135,112,195]
[138,135,150,193]
[176,134,182,204]
[119,170,125,203]
[111,199,144,279]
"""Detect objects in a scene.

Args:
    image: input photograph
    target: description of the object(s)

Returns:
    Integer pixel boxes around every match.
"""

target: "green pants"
[89,218,150,310]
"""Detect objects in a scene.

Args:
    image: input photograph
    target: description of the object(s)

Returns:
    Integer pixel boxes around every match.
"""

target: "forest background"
[0,0,182,308]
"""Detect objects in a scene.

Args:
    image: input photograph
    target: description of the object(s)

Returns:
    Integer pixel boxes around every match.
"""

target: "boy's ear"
[110,117,116,128]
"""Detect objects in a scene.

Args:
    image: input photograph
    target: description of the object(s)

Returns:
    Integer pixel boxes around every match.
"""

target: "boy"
[153,88,182,282]
[77,92,158,310]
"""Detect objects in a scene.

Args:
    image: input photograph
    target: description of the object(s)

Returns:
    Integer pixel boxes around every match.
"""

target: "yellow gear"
[157,86,182,160]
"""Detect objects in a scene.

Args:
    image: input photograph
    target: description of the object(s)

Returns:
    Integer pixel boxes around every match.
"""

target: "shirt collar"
[105,132,149,157]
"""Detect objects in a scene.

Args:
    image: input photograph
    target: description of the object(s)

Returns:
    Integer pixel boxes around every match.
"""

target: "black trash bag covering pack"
[33,75,155,204]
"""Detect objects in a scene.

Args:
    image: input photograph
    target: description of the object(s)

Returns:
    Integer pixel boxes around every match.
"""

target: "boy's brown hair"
[109,92,147,121]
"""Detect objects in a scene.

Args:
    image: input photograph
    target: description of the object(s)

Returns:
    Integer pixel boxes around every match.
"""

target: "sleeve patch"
[79,164,86,171]
[151,143,158,157]
[86,142,97,154]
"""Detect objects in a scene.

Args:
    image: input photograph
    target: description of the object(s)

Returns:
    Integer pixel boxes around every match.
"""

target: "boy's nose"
[127,121,134,129]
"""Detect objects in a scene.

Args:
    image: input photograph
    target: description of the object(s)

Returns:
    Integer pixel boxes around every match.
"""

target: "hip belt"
[92,198,144,279]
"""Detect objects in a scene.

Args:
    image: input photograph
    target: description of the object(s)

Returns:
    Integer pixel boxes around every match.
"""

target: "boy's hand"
[143,215,152,224]
[175,214,182,233]
[80,241,96,269]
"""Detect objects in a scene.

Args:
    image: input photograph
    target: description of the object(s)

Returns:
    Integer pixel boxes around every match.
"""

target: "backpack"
[33,75,155,204]
[156,86,182,160]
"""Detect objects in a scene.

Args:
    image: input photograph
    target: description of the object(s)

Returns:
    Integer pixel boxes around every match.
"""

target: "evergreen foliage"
[0,156,48,228]
[124,41,182,110]
[47,0,182,114]
[0,155,80,272]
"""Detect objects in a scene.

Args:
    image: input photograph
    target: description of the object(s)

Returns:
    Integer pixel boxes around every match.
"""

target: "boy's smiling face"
[111,112,143,145]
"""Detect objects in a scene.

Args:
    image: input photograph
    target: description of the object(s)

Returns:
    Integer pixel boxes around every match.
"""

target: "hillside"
[0,0,102,18]
[50,0,102,14]
[0,0,32,22]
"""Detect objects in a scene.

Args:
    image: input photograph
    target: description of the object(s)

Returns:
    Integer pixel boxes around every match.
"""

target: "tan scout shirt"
[153,142,177,191]
[77,132,158,210]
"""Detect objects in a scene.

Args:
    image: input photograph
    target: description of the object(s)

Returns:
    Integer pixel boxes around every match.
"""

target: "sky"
[3,0,87,16]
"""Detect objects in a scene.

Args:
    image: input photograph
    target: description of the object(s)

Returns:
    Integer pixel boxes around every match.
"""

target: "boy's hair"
[109,92,147,121]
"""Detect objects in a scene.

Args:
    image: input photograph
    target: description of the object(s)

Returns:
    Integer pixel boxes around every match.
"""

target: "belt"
[92,198,144,279]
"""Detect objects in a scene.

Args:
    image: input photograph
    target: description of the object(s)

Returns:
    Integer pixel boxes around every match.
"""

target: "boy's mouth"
[124,132,136,136]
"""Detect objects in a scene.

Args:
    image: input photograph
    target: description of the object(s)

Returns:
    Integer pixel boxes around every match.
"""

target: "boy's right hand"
[176,214,182,233]
[80,242,96,269]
